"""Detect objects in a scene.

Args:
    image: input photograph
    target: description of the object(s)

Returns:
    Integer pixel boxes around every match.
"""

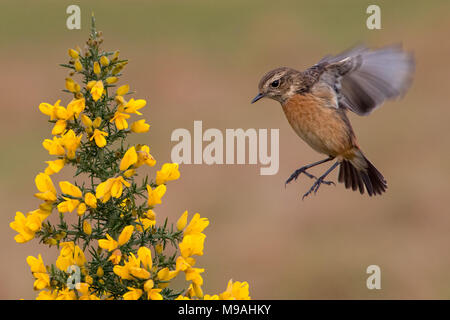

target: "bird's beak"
[251,92,265,104]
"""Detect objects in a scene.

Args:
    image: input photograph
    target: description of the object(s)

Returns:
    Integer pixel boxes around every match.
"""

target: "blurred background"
[1,0,450,299]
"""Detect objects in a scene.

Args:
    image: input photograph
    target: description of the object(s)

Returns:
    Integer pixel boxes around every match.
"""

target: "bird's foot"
[285,167,317,186]
[302,176,335,200]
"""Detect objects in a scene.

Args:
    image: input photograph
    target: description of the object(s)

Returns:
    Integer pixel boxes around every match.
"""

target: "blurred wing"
[318,45,415,116]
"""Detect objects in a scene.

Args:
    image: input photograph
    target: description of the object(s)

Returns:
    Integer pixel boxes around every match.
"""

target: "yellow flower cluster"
[10,23,250,300]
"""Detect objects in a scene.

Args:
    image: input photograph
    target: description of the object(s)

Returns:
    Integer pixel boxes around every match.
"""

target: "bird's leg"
[302,161,339,200]
[285,156,335,185]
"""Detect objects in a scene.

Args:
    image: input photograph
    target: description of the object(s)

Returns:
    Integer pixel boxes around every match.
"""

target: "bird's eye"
[270,79,280,88]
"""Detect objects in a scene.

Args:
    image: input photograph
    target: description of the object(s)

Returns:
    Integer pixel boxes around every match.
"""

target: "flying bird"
[252,45,414,199]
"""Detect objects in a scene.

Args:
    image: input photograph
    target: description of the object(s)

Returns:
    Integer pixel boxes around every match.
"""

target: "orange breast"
[282,93,353,156]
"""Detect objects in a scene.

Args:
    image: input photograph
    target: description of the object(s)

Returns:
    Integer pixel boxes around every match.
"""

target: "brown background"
[1,0,450,299]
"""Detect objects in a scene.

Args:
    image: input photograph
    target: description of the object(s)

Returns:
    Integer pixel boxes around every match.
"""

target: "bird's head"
[251,67,299,104]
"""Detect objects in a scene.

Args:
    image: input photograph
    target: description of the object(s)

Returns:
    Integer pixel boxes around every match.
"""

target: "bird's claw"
[285,167,317,186]
[302,177,335,200]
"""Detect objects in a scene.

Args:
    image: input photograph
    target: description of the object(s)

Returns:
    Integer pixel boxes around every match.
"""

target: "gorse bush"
[10,17,250,300]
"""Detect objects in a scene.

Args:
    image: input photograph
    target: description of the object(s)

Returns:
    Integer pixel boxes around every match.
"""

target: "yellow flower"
[11,208,51,244]
[66,98,86,118]
[115,95,126,106]
[33,272,50,290]
[135,213,156,232]
[118,225,134,246]
[95,178,114,203]
[34,172,57,202]
[59,181,82,198]
[68,48,79,59]
[116,84,129,96]
[112,61,128,75]
[81,114,93,133]
[27,254,50,290]
[92,117,102,128]
[157,267,179,287]
[114,253,150,280]
[57,197,80,213]
[10,212,39,243]
[109,249,122,265]
[124,98,146,115]
[96,266,104,277]
[110,109,130,130]
[113,264,131,280]
[130,266,151,280]
[74,59,83,72]
[123,287,143,300]
[146,184,166,206]
[44,159,65,176]
[106,76,118,84]
[137,246,152,270]
[136,145,156,167]
[185,267,204,286]
[60,129,82,159]
[131,119,150,133]
[93,61,101,74]
[86,80,97,90]
[175,256,195,272]
[75,245,87,266]
[65,78,80,93]
[144,280,163,300]
[90,129,108,148]
[219,280,251,300]
[120,146,138,171]
[99,225,133,253]
[55,242,85,271]
[177,211,188,231]
[155,163,180,185]
[84,192,97,208]
[77,283,100,300]
[100,55,110,66]
[98,234,118,252]
[192,283,204,299]
[55,288,77,300]
[82,220,92,235]
[39,100,60,120]
[111,176,131,198]
[81,114,92,127]
[43,136,65,156]
[77,203,87,216]
[54,104,72,121]
[179,233,206,258]
[36,290,58,300]
[184,213,209,236]
[51,120,67,135]
[27,254,47,273]
[124,169,135,178]
[90,80,104,101]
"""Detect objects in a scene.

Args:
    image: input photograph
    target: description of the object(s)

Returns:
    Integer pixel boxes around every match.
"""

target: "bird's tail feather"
[338,152,387,196]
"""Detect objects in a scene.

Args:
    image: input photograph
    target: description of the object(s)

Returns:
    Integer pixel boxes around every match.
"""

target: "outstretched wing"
[317,45,415,116]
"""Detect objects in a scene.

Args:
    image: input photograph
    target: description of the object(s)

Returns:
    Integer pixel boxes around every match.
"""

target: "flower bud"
[106,77,118,84]
[92,117,102,129]
[83,220,92,235]
[100,56,109,66]
[93,61,101,75]
[96,266,104,277]
[68,48,79,59]
[74,59,83,72]
[177,211,188,231]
